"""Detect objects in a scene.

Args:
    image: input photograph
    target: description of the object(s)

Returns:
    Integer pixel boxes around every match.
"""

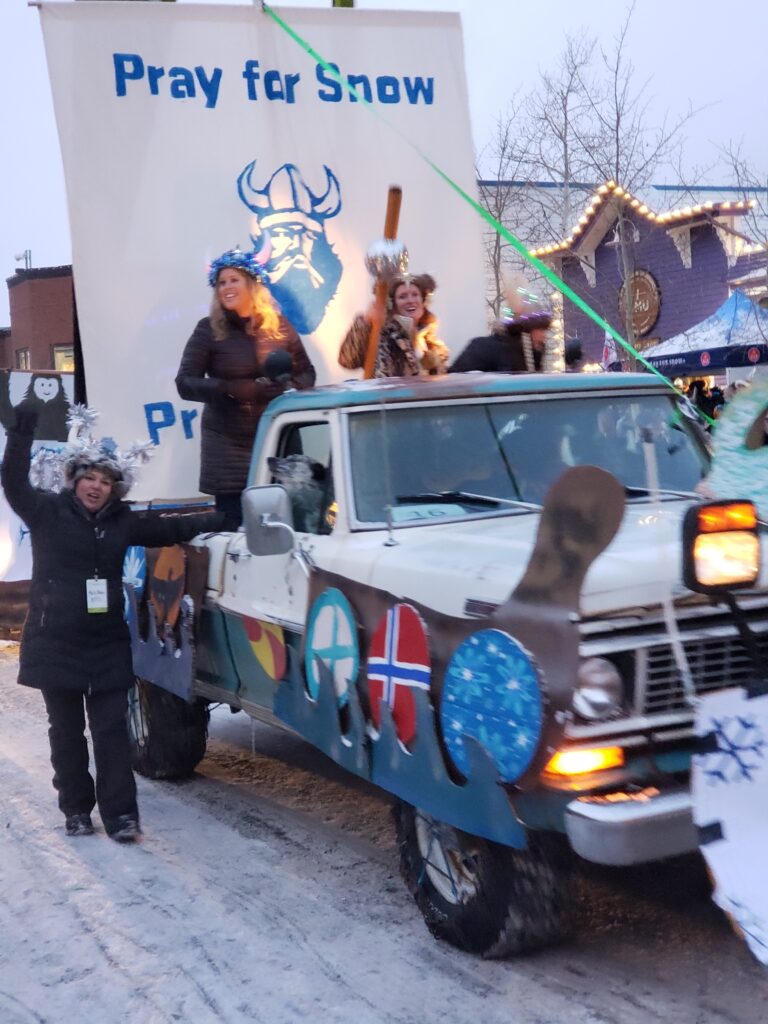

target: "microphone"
[263,349,293,385]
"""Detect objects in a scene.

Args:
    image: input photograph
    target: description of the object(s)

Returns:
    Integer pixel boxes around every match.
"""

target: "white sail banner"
[39,2,486,499]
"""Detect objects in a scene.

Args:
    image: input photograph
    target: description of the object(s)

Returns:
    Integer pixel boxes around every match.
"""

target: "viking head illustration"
[238,161,344,334]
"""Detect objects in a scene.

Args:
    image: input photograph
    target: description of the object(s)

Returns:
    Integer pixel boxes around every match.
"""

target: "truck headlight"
[683,501,759,594]
[573,657,623,721]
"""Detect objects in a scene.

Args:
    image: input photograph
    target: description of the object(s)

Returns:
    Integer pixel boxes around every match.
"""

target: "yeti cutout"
[268,454,327,534]
[238,161,343,334]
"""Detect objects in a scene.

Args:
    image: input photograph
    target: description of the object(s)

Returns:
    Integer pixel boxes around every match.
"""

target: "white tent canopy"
[644,290,768,375]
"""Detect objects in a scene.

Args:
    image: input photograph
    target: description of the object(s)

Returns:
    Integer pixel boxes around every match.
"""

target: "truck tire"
[127,677,209,780]
[394,801,573,957]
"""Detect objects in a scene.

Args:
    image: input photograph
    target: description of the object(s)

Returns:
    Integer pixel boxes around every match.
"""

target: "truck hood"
[358,499,753,619]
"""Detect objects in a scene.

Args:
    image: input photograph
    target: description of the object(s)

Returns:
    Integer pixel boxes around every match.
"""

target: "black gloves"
[11,401,40,437]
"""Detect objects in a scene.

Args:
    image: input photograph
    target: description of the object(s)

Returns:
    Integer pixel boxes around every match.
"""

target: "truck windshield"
[348,394,708,524]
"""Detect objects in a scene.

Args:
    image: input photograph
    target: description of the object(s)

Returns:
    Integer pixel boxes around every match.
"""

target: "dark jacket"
[449,326,542,374]
[1,422,225,693]
[175,311,316,495]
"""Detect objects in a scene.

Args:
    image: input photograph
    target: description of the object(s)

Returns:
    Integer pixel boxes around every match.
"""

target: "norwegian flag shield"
[367,603,431,747]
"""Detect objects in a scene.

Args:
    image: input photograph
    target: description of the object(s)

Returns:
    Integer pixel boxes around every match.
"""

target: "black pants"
[41,688,137,823]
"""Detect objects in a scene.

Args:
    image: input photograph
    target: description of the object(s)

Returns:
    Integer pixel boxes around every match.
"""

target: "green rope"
[262,4,711,418]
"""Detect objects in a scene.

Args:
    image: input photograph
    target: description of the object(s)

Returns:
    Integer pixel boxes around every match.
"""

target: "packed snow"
[1,644,767,1023]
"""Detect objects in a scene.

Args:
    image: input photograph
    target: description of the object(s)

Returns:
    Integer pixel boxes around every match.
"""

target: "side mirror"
[242,485,296,556]
[682,500,760,594]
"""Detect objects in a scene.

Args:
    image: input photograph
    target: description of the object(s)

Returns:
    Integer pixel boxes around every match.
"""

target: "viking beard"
[269,253,325,288]
[260,235,343,334]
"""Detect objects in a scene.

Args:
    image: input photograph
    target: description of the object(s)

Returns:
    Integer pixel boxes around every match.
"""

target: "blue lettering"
[242,60,261,101]
[376,75,400,104]
[144,402,176,445]
[403,76,434,105]
[113,53,144,97]
[316,62,343,103]
[147,64,165,95]
[264,69,284,101]
[181,408,198,439]
[169,66,196,100]
[347,74,372,104]
[283,72,300,104]
[194,65,222,109]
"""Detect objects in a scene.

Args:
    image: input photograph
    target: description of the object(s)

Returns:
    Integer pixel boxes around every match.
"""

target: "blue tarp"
[644,290,768,375]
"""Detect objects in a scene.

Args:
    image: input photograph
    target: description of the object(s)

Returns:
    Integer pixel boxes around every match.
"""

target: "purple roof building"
[531,181,767,369]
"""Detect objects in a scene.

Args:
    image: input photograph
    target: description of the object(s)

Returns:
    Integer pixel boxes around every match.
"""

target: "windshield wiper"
[395,490,541,510]
[623,485,699,500]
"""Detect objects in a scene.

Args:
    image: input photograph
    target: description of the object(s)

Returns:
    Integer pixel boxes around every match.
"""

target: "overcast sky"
[1,0,766,325]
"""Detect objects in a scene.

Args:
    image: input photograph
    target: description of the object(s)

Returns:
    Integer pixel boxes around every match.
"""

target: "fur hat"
[63,441,129,499]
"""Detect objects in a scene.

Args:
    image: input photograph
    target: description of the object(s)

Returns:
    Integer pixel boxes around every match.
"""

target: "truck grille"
[579,597,768,722]
[641,632,768,714]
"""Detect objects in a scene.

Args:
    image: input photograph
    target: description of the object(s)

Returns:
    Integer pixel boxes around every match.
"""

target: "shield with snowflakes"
[304,588,359,707]
[441,628,542,783]
[367,603,431,747]
[243,616,286,681]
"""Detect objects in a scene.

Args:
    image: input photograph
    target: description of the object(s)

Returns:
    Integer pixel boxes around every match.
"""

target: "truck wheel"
[127,677,209,780]
[393,801,573,957]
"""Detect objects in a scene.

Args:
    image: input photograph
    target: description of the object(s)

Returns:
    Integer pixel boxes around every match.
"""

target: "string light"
[529,180,759,257]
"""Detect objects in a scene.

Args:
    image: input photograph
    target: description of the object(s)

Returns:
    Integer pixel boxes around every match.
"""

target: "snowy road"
[1,644,767,1024]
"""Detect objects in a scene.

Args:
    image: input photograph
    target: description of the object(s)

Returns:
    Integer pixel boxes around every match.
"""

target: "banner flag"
[38,2,487,499]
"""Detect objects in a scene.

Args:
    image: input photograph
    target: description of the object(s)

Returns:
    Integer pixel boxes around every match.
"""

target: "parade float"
[18,1,768,961]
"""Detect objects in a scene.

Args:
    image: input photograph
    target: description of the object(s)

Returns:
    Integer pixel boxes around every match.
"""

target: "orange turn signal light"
[544,746,624,777]
[698,502,756,533]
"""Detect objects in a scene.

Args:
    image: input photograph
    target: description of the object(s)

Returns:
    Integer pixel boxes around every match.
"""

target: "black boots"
[65,813,95,837]
[104,815,141,842]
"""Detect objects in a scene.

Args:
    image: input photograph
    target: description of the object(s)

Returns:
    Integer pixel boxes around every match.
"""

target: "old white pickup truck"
[127,370,766,957]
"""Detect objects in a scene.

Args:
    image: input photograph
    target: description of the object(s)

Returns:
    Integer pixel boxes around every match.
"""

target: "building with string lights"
[529,182,767,370]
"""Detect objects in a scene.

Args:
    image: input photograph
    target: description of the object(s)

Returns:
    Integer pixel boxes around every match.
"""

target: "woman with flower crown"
[0,404,225,842]
[176,249,316,526]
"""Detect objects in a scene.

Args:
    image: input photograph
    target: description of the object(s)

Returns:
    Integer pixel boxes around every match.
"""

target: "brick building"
[530,182,768,366]
[2,265,75,372]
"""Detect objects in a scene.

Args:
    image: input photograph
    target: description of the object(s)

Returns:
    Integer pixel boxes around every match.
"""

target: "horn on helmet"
[237,160,270,214]
[252,231,272,265]
[312,166,342,221]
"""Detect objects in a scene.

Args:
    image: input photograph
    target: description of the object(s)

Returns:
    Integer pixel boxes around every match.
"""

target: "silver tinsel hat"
[29,405,155,500]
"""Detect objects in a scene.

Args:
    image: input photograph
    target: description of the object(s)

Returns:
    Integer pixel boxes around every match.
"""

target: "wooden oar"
[363,186,402,379]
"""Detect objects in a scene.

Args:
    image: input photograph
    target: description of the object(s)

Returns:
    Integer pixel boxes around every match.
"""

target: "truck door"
[218,418,336,693]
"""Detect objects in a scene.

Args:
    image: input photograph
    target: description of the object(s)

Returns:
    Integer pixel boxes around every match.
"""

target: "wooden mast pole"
[362,186,403,380]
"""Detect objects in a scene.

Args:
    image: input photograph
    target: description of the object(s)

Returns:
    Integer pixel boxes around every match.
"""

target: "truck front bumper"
[565,786,698,866]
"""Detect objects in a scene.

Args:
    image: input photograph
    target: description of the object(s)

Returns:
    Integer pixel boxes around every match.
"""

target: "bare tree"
[476,101,536,320]
[524,32,597,239]
[719,141,768,246]
[477,3,701,361]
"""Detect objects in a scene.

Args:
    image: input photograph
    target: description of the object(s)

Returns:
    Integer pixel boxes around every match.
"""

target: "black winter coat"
[175,311,316,495]
[1,423,225,693]
[449,326,542,374]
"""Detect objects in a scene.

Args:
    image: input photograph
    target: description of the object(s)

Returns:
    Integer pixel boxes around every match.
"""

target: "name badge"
[86,577,108,614]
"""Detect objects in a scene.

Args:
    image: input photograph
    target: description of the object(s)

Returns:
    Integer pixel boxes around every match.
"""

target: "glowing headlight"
[572,657,623,721]
[545,746,624,777]
[692,531,759,588]
[683,501,760,594]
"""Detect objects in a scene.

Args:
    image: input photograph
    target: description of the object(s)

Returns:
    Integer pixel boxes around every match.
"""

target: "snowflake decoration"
[700,715,767,785]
